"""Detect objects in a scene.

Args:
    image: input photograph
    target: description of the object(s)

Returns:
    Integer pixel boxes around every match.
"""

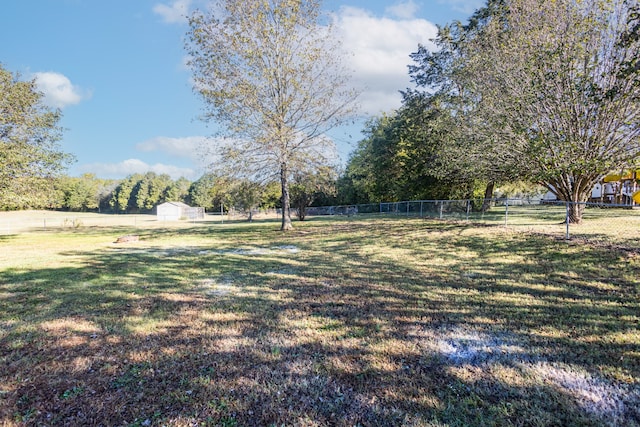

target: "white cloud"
[385,1,420,19]
[333,6,438,115]
[78,159,196,180]
[33,72,89,109]
[153,0,191,24]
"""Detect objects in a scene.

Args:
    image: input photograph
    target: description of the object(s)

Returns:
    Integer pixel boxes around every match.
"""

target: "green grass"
[0,215,639,426]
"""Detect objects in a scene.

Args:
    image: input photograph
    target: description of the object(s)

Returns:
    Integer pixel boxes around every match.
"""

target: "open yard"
[1,214,639,426]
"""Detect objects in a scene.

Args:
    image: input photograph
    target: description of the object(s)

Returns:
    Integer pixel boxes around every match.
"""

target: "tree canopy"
[109,172,184,214]
[290,165,337,220]
[340,94,488,204]
[186,0,358,230]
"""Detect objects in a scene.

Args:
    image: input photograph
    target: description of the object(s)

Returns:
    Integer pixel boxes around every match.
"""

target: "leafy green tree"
[134,176,151,212]
[290,166,337,221]
[110,173,185,213]
[339,97,476,205]
[189,173,234,212]
[186,0,358,230]
[110,174,141,213]
[230,180,264,222]
[56,174,101,211]
[165,177,191,203]
[189,173,217,211]
[133,172,173,212]
[406,0,518,210]
[96,180,118,212]
[190,174,278,219]
[260,181,282,209]
[0,64,74,209]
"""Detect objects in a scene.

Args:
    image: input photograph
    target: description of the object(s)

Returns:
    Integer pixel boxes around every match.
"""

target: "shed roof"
[158,201,191,208]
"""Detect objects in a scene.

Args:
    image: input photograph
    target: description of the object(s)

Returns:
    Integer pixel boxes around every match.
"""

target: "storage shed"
[156,202,204,221]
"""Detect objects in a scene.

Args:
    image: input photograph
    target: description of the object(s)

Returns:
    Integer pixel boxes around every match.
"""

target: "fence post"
[420,201,423,218]
[565,202,570,240]
[466,200,471,221]
[504,199,509,227]
[439,201,444,219]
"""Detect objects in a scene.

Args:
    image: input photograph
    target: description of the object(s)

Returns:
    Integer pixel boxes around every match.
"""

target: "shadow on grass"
[0,234,19,243]
[1,218,639,426]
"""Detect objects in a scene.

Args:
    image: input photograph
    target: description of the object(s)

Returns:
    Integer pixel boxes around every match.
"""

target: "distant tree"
[230,180,263,222]
[165,177,191,203]
[186,0,359,230]
[110,173,188,213]
[290,166,337,221]
[0,64,74,209]
[260,181,282,209]
[97,180,119,212]
[189,173,217,211]
[133,172,173,212]
[57,174,101,211]
[339,98,475,205]
[189,173,234,212]
[110,174,141,213]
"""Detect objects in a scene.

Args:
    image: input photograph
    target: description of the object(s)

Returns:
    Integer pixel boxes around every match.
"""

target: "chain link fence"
[307,199,640,251]
[0,212,207,235]
[2,200,639,251]
[0,208,282,234]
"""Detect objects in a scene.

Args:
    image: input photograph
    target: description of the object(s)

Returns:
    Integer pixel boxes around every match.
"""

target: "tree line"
[1,170,339,218]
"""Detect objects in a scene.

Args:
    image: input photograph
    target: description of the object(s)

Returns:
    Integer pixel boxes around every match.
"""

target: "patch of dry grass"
[0,216,638,426]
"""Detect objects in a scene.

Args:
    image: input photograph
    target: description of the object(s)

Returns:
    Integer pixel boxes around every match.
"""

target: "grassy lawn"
[0,216,639,426]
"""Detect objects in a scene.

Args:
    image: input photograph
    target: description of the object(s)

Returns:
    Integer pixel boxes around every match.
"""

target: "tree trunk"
[567,201,585,225]
[280,163,293,231]
[298,204,307,221]
[561,185,588,225]
[547,175,592,225]
[481,181,495,213]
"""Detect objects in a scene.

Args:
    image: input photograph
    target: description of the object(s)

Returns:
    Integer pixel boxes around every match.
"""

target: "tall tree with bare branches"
[186,0,358,230]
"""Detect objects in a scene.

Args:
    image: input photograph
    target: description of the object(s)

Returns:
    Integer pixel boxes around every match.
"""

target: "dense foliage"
[339,94,490,205]
[108,172,185,213]
[54,174,116,212]
[290,166,337,220]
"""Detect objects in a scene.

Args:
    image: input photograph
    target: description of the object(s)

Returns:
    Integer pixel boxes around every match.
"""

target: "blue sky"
[1,0,481,180]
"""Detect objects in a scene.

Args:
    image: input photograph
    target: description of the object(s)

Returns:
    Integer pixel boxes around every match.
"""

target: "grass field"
[1,214,639,426]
